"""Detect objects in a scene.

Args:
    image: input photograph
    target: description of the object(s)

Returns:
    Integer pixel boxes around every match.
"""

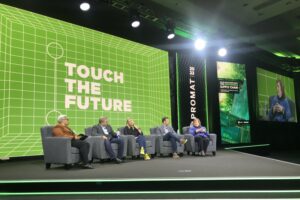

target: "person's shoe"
[82,164,94,169]
[173,152,180,159]
[140,147,145,155]
[200,151,205,156]
[180,139,188,145]
[114,158,123,164]
[144,154,151,160]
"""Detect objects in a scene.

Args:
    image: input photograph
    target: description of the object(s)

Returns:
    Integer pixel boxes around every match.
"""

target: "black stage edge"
[1,178,300,199]
[1,178,300,192]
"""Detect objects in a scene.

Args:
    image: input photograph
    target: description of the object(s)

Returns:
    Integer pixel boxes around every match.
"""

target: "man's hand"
[101,136,108,140]
[74,135,81,140]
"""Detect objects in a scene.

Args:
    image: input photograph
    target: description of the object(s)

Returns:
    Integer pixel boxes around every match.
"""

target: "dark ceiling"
[151,0,300,57]
[1,0,300,72]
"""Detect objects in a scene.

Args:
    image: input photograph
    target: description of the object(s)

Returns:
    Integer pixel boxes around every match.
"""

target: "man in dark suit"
[91,117,124,164]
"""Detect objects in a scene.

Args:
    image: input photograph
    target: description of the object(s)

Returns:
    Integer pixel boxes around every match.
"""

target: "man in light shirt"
[91,117,124,164]
[158,117,187,159]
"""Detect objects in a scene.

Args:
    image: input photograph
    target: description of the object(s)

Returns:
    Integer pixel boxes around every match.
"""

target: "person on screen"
[91,117,124,164]
[189,118,210,156]
[124,118,151,160]
[269,79,292,122]
[52,115,93,169]
[158,117,187,159]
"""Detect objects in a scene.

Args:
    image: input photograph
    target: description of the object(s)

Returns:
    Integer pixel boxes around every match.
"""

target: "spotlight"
[167,33,175,39]
[218,48,227,57]
[80,2,90,11]
[194,38,206,50]
[166,19,175,40]
[131,19,140,28]
[130,9,140,28]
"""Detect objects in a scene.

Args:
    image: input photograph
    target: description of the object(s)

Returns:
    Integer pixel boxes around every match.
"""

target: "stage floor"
[0,150,300,181]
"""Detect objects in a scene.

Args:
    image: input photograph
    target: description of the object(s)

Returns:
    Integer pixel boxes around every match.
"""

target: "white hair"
[57,115,68,123]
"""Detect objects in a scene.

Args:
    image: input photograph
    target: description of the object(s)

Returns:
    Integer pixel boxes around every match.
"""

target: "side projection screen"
[257,68,297,123]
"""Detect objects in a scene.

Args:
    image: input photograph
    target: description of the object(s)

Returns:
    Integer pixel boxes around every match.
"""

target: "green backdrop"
[0,4,171,158]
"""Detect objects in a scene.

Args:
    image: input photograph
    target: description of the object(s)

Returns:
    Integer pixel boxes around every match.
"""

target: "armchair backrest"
[182,126,190,135]
[150,127,159,135]
[85,127,93,136]
[118,127,125,135]
[40,126,54,140]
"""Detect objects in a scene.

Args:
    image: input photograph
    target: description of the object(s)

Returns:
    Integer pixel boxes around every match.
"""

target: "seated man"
[189,118,210,156]
[124,118,151,160]
[158,117,187,159]
[91,117,124,164]
[52,115,93,169]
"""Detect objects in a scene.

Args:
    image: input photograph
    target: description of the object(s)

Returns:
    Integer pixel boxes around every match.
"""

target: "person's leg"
[198,136,204,152]
[169,137,177,153]
[194,136,201,153]
[163,132,171,141]
[103,139,116,159]
[163,133,179,158]
[203,137,210,153]
[169,133,187,145]
[136,135,147,153]
[71,139,90,166]
[110,138,124,159]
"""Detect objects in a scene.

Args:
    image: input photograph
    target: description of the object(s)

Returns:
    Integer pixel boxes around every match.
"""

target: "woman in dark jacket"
[124,118,150,160]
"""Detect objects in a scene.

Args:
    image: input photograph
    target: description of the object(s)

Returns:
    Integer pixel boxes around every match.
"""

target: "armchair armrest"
[43,137,72,163]
[150,134,162,154]
[184,134,195,152]
[144,135,156,146]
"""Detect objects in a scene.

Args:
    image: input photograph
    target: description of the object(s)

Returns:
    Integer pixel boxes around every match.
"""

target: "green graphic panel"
[0,4,171,158]
[217,62,251,144]
[257,68,297,122]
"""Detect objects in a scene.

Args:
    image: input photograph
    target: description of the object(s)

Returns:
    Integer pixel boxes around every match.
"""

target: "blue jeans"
[104,137,124,159]
[163,132,180,153]
[136,135,147,153]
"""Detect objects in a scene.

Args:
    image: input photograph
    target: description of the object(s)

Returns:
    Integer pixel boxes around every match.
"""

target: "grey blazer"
[91,124,116,140]
[158,125,176,136]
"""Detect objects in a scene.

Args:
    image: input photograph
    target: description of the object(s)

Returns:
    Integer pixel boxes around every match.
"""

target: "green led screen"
[257,68,297,122]
[217,62,251,144]
[0,4,171,158]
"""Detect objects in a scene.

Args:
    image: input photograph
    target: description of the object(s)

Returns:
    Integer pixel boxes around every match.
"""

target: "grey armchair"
[40,126,93,169]
[85,127,127,160]
[182,126,217,156]
[118,127,156,159]
[150,127,184,157]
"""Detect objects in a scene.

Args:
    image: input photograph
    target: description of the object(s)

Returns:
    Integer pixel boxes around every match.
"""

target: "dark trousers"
[104,137,124,159]
[194,136,209,152]
[71,139,90,164]
[163,132,180,153]
[136,135,147,153]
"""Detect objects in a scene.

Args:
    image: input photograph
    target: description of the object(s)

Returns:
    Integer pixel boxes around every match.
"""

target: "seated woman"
[124,118,151,160]
[189,118,210,156]
[269,79,292,122]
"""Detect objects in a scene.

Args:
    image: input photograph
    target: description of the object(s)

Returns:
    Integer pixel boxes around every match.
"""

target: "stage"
[0,150,300,180]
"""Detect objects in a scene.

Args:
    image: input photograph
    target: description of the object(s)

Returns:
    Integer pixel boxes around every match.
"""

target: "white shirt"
[164,126,169,134]
[101,126,109,135]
